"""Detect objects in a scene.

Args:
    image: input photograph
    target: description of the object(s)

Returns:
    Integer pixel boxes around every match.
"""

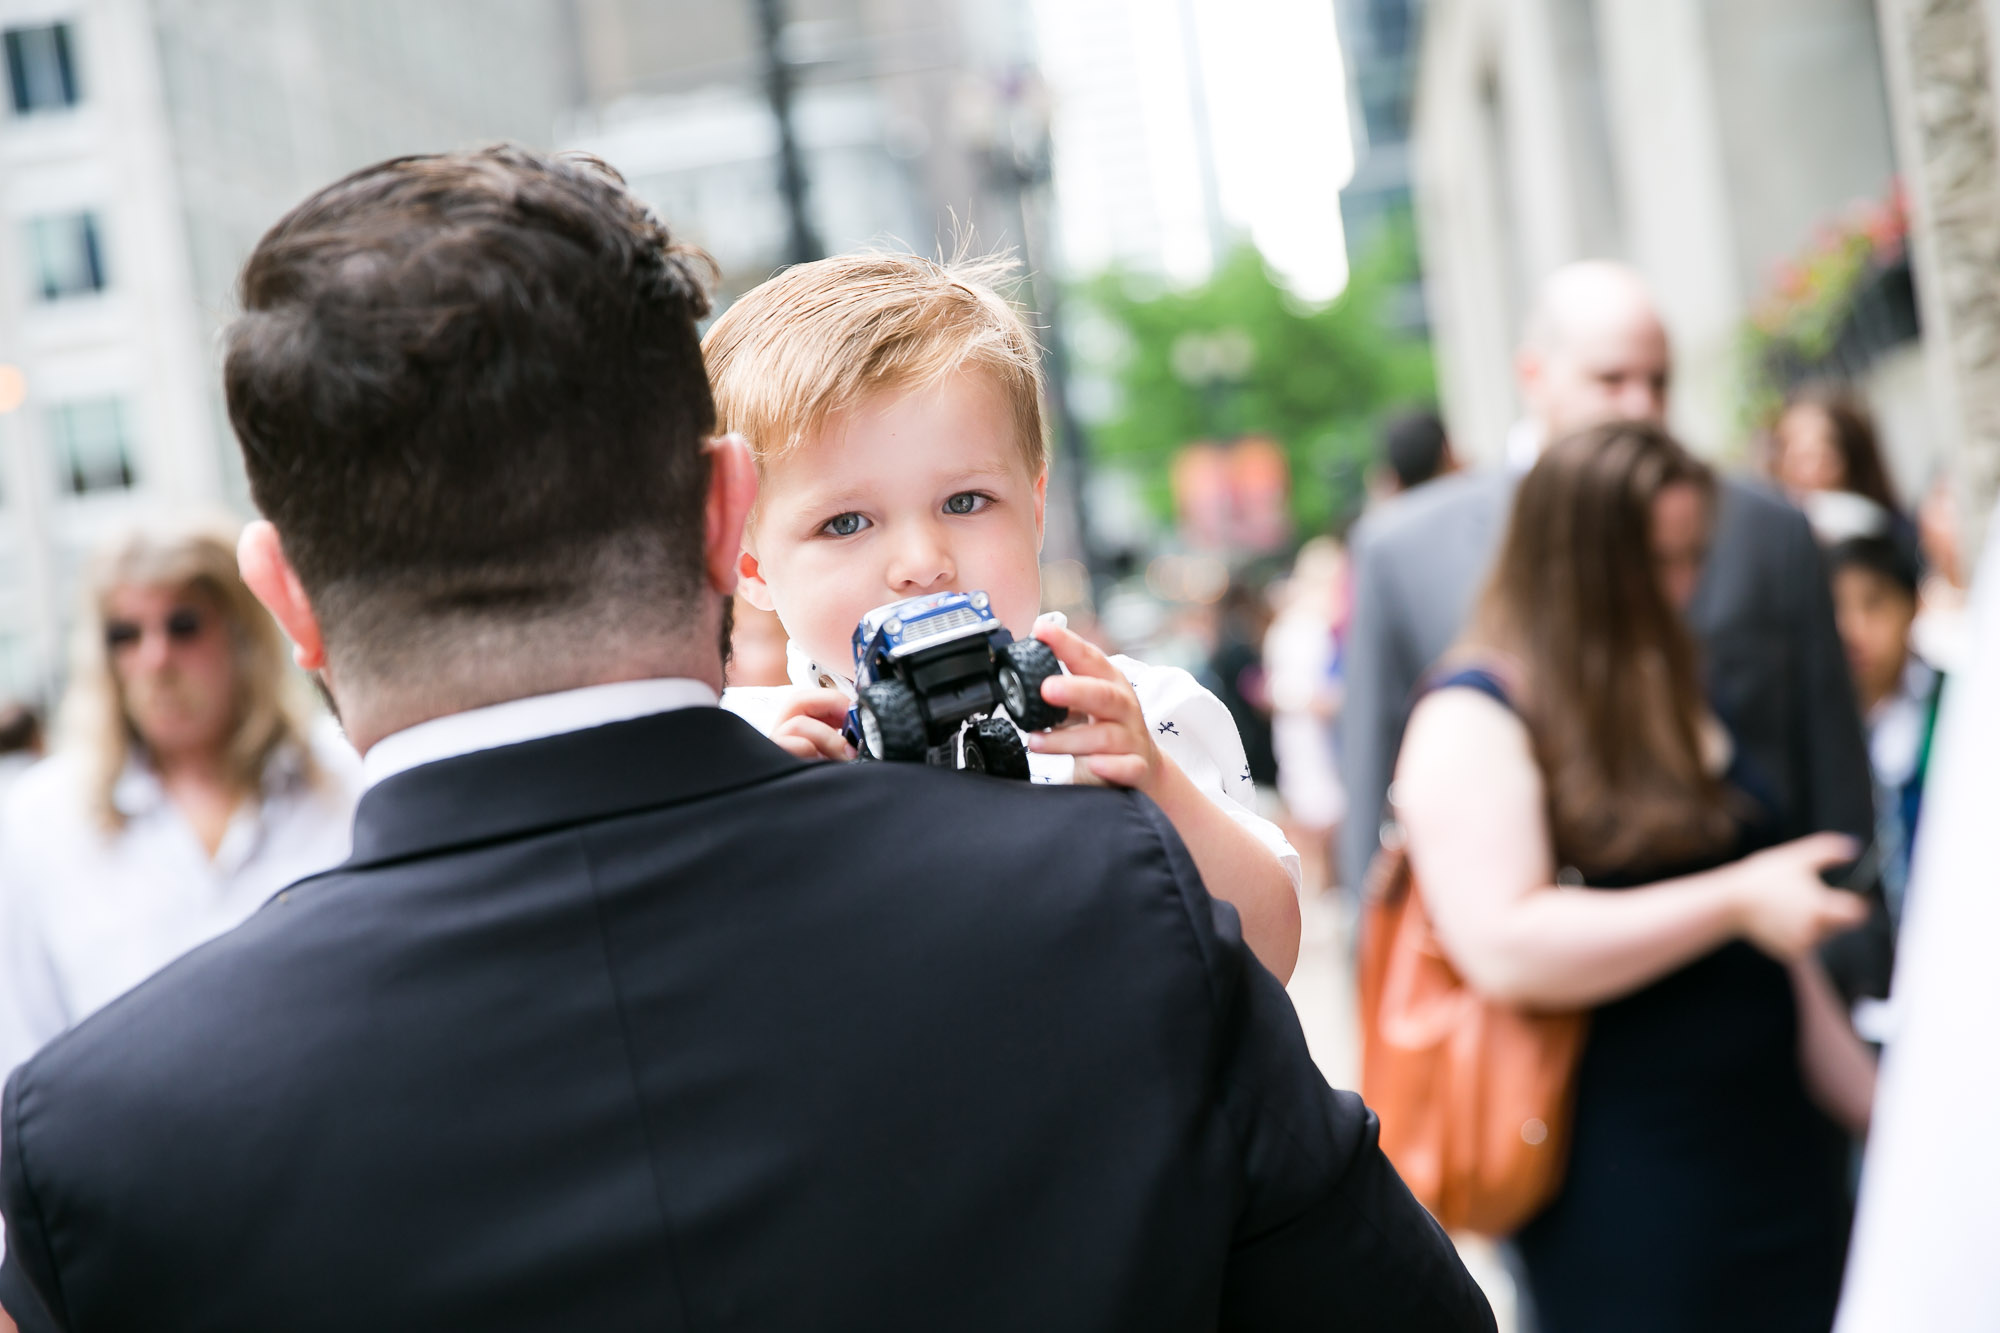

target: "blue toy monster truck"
[845,590,1067,779]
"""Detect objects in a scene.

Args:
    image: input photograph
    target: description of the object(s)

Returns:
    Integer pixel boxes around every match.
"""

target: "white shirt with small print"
[0,725,363,1081]
[722,615,1302,893]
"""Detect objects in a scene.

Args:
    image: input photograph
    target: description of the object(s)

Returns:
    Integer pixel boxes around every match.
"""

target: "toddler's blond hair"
[702,251,1048,479]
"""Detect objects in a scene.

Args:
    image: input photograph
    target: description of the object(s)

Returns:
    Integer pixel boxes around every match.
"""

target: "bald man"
[1339,261,1872,891]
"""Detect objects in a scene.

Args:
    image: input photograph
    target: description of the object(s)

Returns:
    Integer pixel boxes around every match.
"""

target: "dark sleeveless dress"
[1433,669,1851,1333]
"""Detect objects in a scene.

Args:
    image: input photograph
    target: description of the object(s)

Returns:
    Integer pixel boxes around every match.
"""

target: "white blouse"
[0,727,362,1080]
[722,622,1301,893]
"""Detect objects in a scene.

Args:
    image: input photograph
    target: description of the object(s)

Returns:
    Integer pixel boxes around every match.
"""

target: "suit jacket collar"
[343,707,803,870]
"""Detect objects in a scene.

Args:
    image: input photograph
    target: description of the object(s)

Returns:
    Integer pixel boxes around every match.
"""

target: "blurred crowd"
[0,247,1985,1328]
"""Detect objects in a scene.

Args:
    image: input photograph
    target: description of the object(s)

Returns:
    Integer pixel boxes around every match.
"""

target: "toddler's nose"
[885,526,956,594]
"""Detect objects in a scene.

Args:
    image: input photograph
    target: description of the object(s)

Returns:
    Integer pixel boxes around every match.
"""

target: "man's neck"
[337,659,724,755]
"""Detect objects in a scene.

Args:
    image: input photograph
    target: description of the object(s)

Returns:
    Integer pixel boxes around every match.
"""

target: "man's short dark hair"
[1380,409,1450,491]
[225,145,717,679]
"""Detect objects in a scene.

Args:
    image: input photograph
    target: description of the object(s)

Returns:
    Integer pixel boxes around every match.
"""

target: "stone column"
[1877,0,2000,559]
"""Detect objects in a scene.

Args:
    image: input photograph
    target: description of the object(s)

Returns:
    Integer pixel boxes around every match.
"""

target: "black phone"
[1820,838,1883,896]
[1817,836,1896,1007]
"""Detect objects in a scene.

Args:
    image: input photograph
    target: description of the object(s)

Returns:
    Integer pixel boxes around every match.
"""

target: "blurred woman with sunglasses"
[0,515,359,1082]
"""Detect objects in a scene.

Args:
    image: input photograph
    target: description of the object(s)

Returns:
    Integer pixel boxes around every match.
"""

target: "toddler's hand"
[1025,623,1165,794]
[770,687,856,763]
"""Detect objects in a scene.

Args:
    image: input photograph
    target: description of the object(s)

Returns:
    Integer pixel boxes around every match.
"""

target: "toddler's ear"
[1034,468,1049,550]
[737,550,777,611]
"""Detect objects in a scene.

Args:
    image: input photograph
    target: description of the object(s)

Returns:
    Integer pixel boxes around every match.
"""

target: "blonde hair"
[702,250,1049,478]
[56,513,323,831]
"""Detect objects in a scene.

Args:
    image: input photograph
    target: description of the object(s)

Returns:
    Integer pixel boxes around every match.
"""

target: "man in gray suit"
[1340,261,1872,892]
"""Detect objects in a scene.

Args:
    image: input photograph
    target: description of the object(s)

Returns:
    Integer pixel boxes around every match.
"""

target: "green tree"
[1076,226,1434,536]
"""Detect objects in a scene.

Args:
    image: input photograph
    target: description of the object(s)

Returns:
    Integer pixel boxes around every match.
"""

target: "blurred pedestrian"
[1773,383,1902,515]
[1835,498,2000,1333]
[1372,408,1456,500]
[1391,422,1874,1333]
[1203,577,1278,792]
[1827,533,1940,926]
[1264,537,1347,895]
[0,704,41,805]
[1341,261,1872,896]
[0,516,359,1082]
[1784,382,1904,510]
[1773,384,1922,576]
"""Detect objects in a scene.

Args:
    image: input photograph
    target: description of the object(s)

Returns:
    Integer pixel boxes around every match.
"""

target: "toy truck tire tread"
[970,717,1032,780]
[997,639,1067,732]
[857,681,928,762]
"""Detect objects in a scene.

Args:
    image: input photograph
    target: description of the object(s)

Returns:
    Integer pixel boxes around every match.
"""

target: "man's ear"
[703,433,759,597]
[238,521,327,671]
[1033,466,1049,552]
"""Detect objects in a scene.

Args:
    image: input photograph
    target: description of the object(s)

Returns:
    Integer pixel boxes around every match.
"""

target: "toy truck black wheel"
[857,681,927,762]
[969,716,1032,781]
[996,639,1067,732]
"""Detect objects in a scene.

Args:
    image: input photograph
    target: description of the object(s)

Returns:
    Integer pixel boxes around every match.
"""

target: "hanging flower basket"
[1738,183,1920,428]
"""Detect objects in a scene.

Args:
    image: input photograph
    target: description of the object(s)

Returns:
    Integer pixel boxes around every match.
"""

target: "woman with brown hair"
[1774,381,1901,516]
[1391,423,1877,1331]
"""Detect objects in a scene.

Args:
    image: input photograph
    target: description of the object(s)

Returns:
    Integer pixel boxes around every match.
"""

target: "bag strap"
[1363,839,1413,911]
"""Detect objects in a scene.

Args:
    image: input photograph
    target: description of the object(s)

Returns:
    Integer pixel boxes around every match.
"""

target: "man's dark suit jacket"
[1339,469,1874,890]
[0,707,1491,1332]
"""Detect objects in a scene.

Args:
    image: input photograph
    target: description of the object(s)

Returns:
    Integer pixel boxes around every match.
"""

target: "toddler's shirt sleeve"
[1110,655,1303,894]
[719,686,789,736]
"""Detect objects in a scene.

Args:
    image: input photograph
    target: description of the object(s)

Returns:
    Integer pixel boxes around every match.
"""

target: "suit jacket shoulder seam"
[571,828,694,1331]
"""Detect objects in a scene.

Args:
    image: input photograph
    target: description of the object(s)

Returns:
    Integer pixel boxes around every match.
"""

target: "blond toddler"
[708,254,1302,979]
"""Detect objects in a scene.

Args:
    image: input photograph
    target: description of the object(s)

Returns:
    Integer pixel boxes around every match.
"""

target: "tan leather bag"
[1357,839,1588,1236]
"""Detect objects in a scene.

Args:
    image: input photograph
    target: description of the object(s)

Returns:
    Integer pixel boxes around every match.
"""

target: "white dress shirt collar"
[1503,418,1545,472]
[361,678,718,790]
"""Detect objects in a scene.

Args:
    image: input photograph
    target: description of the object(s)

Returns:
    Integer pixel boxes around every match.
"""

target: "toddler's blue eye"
[945,492,987,515]
[824,512,868,536]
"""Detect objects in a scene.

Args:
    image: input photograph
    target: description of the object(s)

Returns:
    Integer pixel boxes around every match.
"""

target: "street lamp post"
[981,68,1106,599]
[752,0,822,267]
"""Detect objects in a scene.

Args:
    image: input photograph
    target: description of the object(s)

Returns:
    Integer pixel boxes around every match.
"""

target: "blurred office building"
[562,0,1044,305]
[0,0,574,701]
[1333,0,1425,330]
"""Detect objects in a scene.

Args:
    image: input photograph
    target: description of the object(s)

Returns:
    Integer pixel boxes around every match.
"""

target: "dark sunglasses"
[105,608,206,653]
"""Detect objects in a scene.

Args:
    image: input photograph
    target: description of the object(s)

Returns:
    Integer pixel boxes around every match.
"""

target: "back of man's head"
[224,146,716,689]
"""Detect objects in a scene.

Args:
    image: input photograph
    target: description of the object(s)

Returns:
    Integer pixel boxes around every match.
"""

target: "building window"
[48,398,135,495]
[4,22,80,115]
[25,213,105,301]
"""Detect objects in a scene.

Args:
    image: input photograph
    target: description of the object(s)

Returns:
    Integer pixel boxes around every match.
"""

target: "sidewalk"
[1286,887,1521,1332]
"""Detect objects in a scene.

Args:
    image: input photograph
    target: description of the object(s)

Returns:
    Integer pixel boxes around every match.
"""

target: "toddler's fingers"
[776,686,854,730]
[1033,622,1121,682]
[772,734,824,762]
[774,715,855,762]
[1818,889,1870,931]
[1082,753,1151,788]
[1027,722,1134,757]
[1038,672,1138,723]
